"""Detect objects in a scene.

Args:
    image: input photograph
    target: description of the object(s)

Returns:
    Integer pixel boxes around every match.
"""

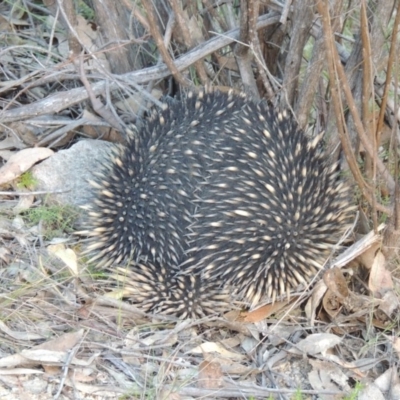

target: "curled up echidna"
[80,89,354,318]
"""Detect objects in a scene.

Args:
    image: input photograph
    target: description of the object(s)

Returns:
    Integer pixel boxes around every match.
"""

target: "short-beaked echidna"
[80,89,354,318]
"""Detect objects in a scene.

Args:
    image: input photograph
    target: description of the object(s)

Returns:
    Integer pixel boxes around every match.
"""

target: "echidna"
[80,89,354,318]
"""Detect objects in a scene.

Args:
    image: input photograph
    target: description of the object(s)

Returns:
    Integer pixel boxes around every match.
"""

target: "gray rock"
[32,140,116,207]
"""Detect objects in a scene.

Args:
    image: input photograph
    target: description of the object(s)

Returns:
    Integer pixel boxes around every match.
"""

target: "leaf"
[289,333,342,356]
[198,360,224,389]
[369,251,393,294]
[47,244,78,275]
[0,148,53,185]
[190,342,245,360]
[0,320,45,341]
[243,297,293,322]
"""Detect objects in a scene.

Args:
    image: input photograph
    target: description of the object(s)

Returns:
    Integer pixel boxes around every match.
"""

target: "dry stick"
[248,0,277,100]
[163,12,176,49]
[35,117,96,147]
[330,21,396,196]
[251,32,277,101]
[0,190,71,196]
[92,295,181,322]
[53,0,81,58]
[45,5,59,65]
[376,0,400,149]
[316,0,391,215]
[53,0,138,75]
[120,0,150,32]
[0,13,280,124]
[290,0,346,128]
[280,0,292,24]
[0,62,56,93]
[382,25,400,258]
[236,0,251,51]
[53,340,83,399]
[0,69,78,95]
[279,0,314,109]
[375,84,400,123]
[169,385,344,398]
[389,70,400,244]
[168,0,209,85]
[235,0,259,98]
[0,45,69,113]
[360,0,378,231]
[145,14,175,107]
[295,32,325,130]
[76,53,122,131]
[142,0,190,87]
[317,1,365,187]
